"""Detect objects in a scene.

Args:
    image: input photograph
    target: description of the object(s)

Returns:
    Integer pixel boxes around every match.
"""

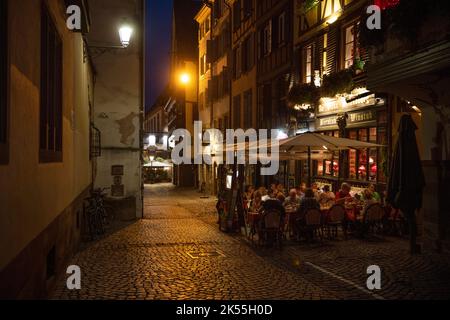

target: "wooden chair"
[300,209,323,242]
[326,204,347,240]
[364,203,385,237]
[258,209,283,248]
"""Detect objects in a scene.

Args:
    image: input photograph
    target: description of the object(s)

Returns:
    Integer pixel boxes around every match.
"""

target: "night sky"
[145,0,173,112]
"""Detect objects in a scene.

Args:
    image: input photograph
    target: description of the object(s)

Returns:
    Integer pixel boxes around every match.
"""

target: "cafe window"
[343,21,359,69]
[346,127,383,182]
[0,0,8,164]
[315,131,340,178]
[40,5,63,163]
[348,130,358,179]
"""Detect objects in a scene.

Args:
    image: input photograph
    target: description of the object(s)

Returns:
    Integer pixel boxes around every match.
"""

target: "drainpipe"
[224,0,233,130]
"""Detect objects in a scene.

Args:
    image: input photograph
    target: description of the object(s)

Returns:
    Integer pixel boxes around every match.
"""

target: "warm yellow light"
[180,73,191,85]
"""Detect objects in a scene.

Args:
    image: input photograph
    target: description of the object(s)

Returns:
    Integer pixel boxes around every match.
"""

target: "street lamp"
[88,20,135,55]
[179,72,191,85]
[119,23,133,48]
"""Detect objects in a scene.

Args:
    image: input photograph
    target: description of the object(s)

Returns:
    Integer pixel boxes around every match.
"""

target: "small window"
[343,22,359,69]
[40,4,63,163]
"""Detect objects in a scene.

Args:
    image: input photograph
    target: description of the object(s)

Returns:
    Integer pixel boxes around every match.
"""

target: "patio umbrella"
[279,132,383,186]
[387,114,425,254]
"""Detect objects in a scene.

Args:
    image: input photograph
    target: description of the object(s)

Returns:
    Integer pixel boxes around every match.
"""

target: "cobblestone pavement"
[52,184,450,300]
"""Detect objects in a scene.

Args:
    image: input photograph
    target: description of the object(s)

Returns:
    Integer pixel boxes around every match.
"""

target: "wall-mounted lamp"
[87,19,134,58]
[119,23,133,48]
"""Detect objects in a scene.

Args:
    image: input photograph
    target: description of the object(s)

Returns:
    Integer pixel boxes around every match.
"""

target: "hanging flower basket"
[321,69,354,97]
[287,83,320,107]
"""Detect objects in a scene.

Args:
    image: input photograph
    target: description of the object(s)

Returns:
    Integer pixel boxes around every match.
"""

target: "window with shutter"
[40,3,63,163]
[0,0,8,164]
[326,26,339,74]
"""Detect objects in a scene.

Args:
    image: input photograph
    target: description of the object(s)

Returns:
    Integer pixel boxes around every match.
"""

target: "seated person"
[296,183,307,199]
[368,184,381,202]
[335,183,353,205]
[277,183,286,196]
[249,191,263,213]
[262,194,286,214]
[362,189,377,214]
[311,183,321,201]
[284,189,301,208]
[318,185,335,208]
[259,187,270,202]
[244,185,255,201]
[298,189,321,217]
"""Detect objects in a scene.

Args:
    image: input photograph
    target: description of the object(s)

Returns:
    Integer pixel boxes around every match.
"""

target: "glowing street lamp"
[119,23,133,48]
[179,72,191,85]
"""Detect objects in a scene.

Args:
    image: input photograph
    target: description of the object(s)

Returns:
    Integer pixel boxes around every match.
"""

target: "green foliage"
[301,0,320,14]
[321,69,354,97]
[287,83,320,106]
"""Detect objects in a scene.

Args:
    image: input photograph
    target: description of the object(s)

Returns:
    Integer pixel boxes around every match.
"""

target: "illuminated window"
[305,45,312,83]
[344,22,359,69]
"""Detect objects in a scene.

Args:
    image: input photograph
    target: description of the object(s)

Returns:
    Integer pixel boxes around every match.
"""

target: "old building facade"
[0,0,95,298]
[0,0,145,298]
[167,0,200,188]
[88,0,144,220]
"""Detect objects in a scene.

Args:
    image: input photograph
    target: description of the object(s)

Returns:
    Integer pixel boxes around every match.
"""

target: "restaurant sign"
[317,93,380,116]
[316,110,376,130]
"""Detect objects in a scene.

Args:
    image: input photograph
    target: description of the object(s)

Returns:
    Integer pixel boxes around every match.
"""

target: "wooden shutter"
[326,25,340,74]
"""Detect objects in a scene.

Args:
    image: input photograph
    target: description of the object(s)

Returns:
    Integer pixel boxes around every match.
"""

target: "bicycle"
[84,188,115,240]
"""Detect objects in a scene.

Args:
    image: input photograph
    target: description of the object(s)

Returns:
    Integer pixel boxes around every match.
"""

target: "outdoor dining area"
[218,127,419,251]
[244,182,393,248]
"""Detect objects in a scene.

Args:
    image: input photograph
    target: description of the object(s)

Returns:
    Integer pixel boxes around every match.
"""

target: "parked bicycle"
[84,188,115,240]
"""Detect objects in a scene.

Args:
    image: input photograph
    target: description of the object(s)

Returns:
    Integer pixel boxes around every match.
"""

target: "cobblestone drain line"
[304,262,385,300]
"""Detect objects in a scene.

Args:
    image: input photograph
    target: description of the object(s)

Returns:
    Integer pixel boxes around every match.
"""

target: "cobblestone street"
[52,184,450,300]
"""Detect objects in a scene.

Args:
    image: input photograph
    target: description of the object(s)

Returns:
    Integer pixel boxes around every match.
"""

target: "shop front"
[312,90,390,196]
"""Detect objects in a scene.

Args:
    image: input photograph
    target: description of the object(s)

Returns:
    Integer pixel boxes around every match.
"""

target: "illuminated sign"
[317,94,379,116]
[317,110,376,130]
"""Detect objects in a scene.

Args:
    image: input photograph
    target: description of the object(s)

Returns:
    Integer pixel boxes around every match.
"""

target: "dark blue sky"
[146,0,173,111]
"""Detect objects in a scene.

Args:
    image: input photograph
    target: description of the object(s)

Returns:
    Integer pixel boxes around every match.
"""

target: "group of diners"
[244,182,383,220]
